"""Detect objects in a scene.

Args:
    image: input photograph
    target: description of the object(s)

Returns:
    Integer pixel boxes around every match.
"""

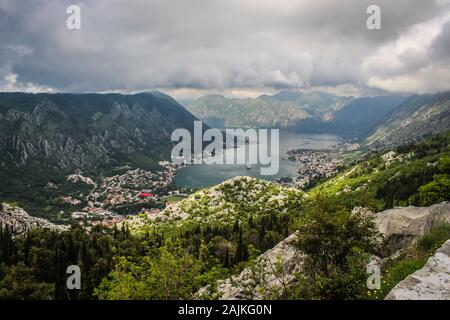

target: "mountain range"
[186,90,450,146]
[0,92,198,172]
[0,89,448,177]
[186,91,407,136]
[0,89,448,178]
[0,91,449,301]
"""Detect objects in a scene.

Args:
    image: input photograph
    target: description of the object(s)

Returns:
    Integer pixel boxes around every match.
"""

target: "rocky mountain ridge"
[365,91,450,149]
[186,91,406,136]
[187,90,450,146]
[0,92,198,172]
[128,176,305,229]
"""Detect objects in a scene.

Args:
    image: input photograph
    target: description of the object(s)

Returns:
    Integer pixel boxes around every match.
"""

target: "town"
[283,143,360,189]
[64,161,188,227]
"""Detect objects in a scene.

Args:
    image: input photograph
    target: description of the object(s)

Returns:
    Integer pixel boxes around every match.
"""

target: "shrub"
[418,174,450,206]
[292,196,379,300]
[416,223,450,253]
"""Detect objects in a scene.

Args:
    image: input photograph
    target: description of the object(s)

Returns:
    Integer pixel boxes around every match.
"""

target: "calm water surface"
[174,130,342,189]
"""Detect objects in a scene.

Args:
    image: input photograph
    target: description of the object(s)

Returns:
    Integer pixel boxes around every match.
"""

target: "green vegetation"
[291,197,379,300]
[161,195,186,205]
[418,174,450,206]
[0,177,304,300]
[226,195,381,300]
[0,224,140,300]
[0,165,92,223]
[312,131,450,211]
[124,146,173,171]
[95,239,224,299]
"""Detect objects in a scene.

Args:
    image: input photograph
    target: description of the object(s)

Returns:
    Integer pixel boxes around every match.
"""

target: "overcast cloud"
[0,0,449,98]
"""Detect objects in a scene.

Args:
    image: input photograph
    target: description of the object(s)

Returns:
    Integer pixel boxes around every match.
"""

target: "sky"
[1,0,450,99]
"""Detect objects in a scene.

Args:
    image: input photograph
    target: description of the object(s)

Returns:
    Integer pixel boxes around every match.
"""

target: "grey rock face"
[0,92,198,172]
[385,239,450,300]
[0,203,68,235]
[375,202,450,250]
[197,232,304,300]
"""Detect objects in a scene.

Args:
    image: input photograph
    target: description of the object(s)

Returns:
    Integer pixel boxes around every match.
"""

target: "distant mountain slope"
[187,94,311,128]
[0,92,198,171]
[313,131,450,212]
[332,95,406,136]
[268,90,352,120]
[187,91,406,136]
[366,92,450,149]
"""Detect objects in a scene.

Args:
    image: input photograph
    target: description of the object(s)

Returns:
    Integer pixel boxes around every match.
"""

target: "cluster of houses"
[64,162,187,227]
[283,143,360,188]
[85,168,172,208]
[71,210,125,228]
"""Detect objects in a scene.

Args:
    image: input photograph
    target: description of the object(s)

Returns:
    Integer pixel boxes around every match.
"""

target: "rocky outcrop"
[375,202,450,250]
[385,239,450,300]
[0,203,68,235]
[201,202,450,300]
[197,232,304,300]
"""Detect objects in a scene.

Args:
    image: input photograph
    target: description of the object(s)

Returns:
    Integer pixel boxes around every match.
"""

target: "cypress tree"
[224,247,230,268]
[235,226,243,263]
[233,220,240,234]
[24,229,32,266]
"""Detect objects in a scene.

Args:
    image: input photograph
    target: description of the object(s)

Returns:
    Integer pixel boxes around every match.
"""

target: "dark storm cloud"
[0,0,449,95]
[431,18,450,59]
